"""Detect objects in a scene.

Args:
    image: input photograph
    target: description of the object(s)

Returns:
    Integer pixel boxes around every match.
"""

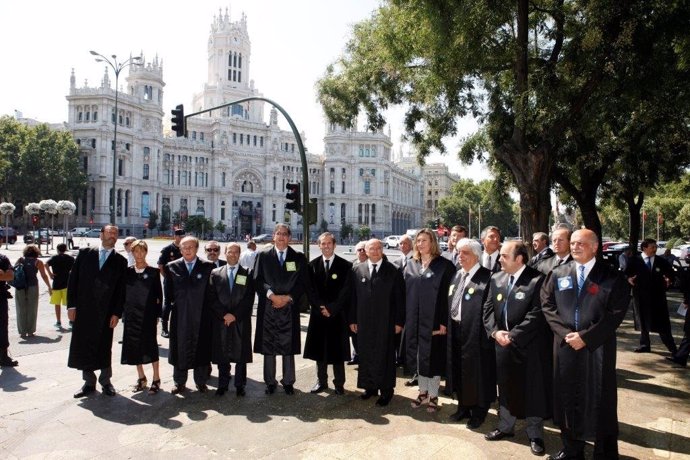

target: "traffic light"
[285,183,302,214]
[435,218,441,228]
[171,104,186,137]
[31,215,38,226]
[307,199,317,225]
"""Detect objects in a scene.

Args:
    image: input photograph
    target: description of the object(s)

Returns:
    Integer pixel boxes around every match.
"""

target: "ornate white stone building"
[65,8,422,239]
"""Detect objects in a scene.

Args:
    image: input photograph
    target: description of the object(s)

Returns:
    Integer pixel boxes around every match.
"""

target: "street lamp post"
[89,51,141,226]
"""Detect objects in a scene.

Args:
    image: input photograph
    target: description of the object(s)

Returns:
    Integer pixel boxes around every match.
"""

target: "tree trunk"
[624,191,644,252]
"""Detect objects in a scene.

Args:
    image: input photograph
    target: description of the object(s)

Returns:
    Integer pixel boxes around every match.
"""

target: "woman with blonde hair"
[121,240,163,394]
[404,228,455,412]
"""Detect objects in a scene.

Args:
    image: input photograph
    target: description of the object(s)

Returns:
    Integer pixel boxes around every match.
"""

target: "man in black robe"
[625,238,677,355]
[349,238,405,407]
[253,223,312,395]
[164,236,214,394]
[483,240,551,456]
[67,225,127,397]
[541,229,629,460]
[536,227,573,275]
[158,228,184,338]
[206,242,255,396]
[529,232,555,270]
[446,237,495,429]
[304,232,351,395]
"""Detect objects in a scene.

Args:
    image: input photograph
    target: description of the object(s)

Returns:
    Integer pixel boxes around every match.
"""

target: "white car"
[384,235,401,249]
[671,243,690,260]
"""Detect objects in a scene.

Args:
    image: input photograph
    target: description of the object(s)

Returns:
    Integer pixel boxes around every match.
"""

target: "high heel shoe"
[148,379,160,394]
[133,377,147,392]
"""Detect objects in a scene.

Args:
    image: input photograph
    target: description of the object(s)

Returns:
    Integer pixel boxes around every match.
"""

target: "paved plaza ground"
[0,239,689,459]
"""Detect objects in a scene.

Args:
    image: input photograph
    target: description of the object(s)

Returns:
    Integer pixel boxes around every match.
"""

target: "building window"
[93,109,98,121]
[341,203,346,225]
[330,181,335,194]
[260,137,264,147]
[78,111,83,122]
[273,176,277,191]
[118,158,124,176]
[341,181,345,194]
[254,135,257,146]
[91,139,96,148]
[141,192,150,218]
[364,180,370,195]
[222,172,226,187]
[143,164,149,180]
[371,204,376,225]
[233,133,237,144]
[358,203,363,224]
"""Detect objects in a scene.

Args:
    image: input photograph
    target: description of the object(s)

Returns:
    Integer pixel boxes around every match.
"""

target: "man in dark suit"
[164,236,215,394]
[304,232,352,395]
[206,242,255,396]
[446,238,495,429]
[529,232,554,269]
[205,240,227,268]
[68,225,128,397]
[541,229,629,460]
[394,234,413,369]
[480,226,502,273]
[483,241,551,456]
[536,227,573,275]
[253,223,313,395]
[349,238,405,407]
[626,238,677,355]
[441,225,468,267]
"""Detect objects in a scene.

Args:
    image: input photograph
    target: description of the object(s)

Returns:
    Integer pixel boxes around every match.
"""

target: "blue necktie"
[279,251,285,267]
[646,257,652,271]
[577,265,586,294]
[99,250,107,269]
[187,262,194,274]
[502,275,515,330]
[228,267,235,292]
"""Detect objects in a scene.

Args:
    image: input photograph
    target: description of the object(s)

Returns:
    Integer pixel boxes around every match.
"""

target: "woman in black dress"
[121,240,163,394]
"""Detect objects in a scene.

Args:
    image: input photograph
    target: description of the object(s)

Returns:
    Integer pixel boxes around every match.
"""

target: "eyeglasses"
[205,248,220,253]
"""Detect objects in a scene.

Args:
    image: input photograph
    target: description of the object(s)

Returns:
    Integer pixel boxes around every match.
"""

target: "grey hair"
[456,238,483,259]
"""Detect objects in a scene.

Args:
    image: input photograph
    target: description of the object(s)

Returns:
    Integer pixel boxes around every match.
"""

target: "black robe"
[67,247,127,370]
[121,266,163,365]
[164,258,214,369]
[483,266,552,419]
[304,254,352,363]
[445,266,496,406]
[403,256,454,377]
[207,264,255,364]
[625,254,674,333]
[253,246,311,356]
[541,261,629,441]
[349,260,405,391]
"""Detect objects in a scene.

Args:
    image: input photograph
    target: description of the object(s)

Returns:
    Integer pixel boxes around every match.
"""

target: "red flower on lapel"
[587,283,599,295]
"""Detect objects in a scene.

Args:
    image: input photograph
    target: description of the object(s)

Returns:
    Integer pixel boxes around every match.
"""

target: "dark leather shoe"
[666,356,688,367]
[360,390,377,400]
[404,378,418,387]
[196,384,208,393]
[334,386,345,395]
[449,407,471,422]
[0,357,19,367]
[283,384,295,395]
[101,384,116,396]
[375,395,392,406]
[530,438,545,456]
[466,416,485,429]
[310,382,328,393]
[236,386,246,397]
[633,346,651,353]
[215,387,227,396]
[161,330,169,338]
[171,384,187,395]
[265,384,276,395]
[546,450,584,460]
[484,429,514,441]
[73,385,96,398]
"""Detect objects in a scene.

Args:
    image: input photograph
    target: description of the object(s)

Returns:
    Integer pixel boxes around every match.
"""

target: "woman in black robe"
[404,229,454,412]
[121,240,163,394]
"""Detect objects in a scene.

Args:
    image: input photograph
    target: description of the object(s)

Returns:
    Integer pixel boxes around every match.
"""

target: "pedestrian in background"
[0,252,17,367]
[45,243,74,331]
[121,240,163,394]
[15,244,52,338]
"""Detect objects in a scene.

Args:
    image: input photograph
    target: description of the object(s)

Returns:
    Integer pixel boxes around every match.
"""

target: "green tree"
[0,116,87,207]
[357,225,371,241]
[214,220,227,236]
[184,215,213,237]
[319,219,329,234]
[341,223,354,242]
[159,209,170,233]
[147,210,158,235]
[437,179,518,238]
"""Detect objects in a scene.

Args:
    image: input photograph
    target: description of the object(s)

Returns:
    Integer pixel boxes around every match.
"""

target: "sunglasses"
[357,248,365,252]
[205,248,220,253]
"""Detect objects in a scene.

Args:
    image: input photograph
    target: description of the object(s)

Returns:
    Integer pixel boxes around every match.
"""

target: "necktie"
[228,266,235,292]
[371,263,378,278]
[452,252,458,267]
[484,253,491,270]
[450,272,469,319]
[325,259,330,275]
[99,249,107,269]
[503,275,515,329]
[279,251,285,267]
[187,262,194,274]
[577,265,586,294]
[556,258,563,266]
[646,257,652,270]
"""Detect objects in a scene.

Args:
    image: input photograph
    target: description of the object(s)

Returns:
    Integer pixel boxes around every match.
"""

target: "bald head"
[570,229,598,264]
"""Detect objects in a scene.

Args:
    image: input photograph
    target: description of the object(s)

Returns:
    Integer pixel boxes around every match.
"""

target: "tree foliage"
[0,116,87,210]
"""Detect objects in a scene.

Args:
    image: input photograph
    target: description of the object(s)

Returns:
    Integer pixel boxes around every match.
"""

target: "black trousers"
[218,362,246,389]
[0,297,8,348]
[316,360,345,387]
[161,305,172,330]
[639,325,677,354]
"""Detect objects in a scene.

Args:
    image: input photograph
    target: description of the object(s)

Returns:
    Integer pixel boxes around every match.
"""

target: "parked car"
[81,228,102,238]
[0,228,17,244]
[23,230,52,245]
[671,243,690,261]
[384,235,401,249]
[70,227,90,236]
[252,233,273,243]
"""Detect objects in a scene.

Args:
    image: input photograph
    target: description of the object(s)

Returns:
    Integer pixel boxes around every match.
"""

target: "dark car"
[23,230,52,245]
[0,228,17,244]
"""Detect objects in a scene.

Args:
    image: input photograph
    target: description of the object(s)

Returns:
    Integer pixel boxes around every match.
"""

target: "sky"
[0,0,485,179]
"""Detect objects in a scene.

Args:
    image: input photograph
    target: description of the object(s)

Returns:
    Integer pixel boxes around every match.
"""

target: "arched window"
[141,192,150,218]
